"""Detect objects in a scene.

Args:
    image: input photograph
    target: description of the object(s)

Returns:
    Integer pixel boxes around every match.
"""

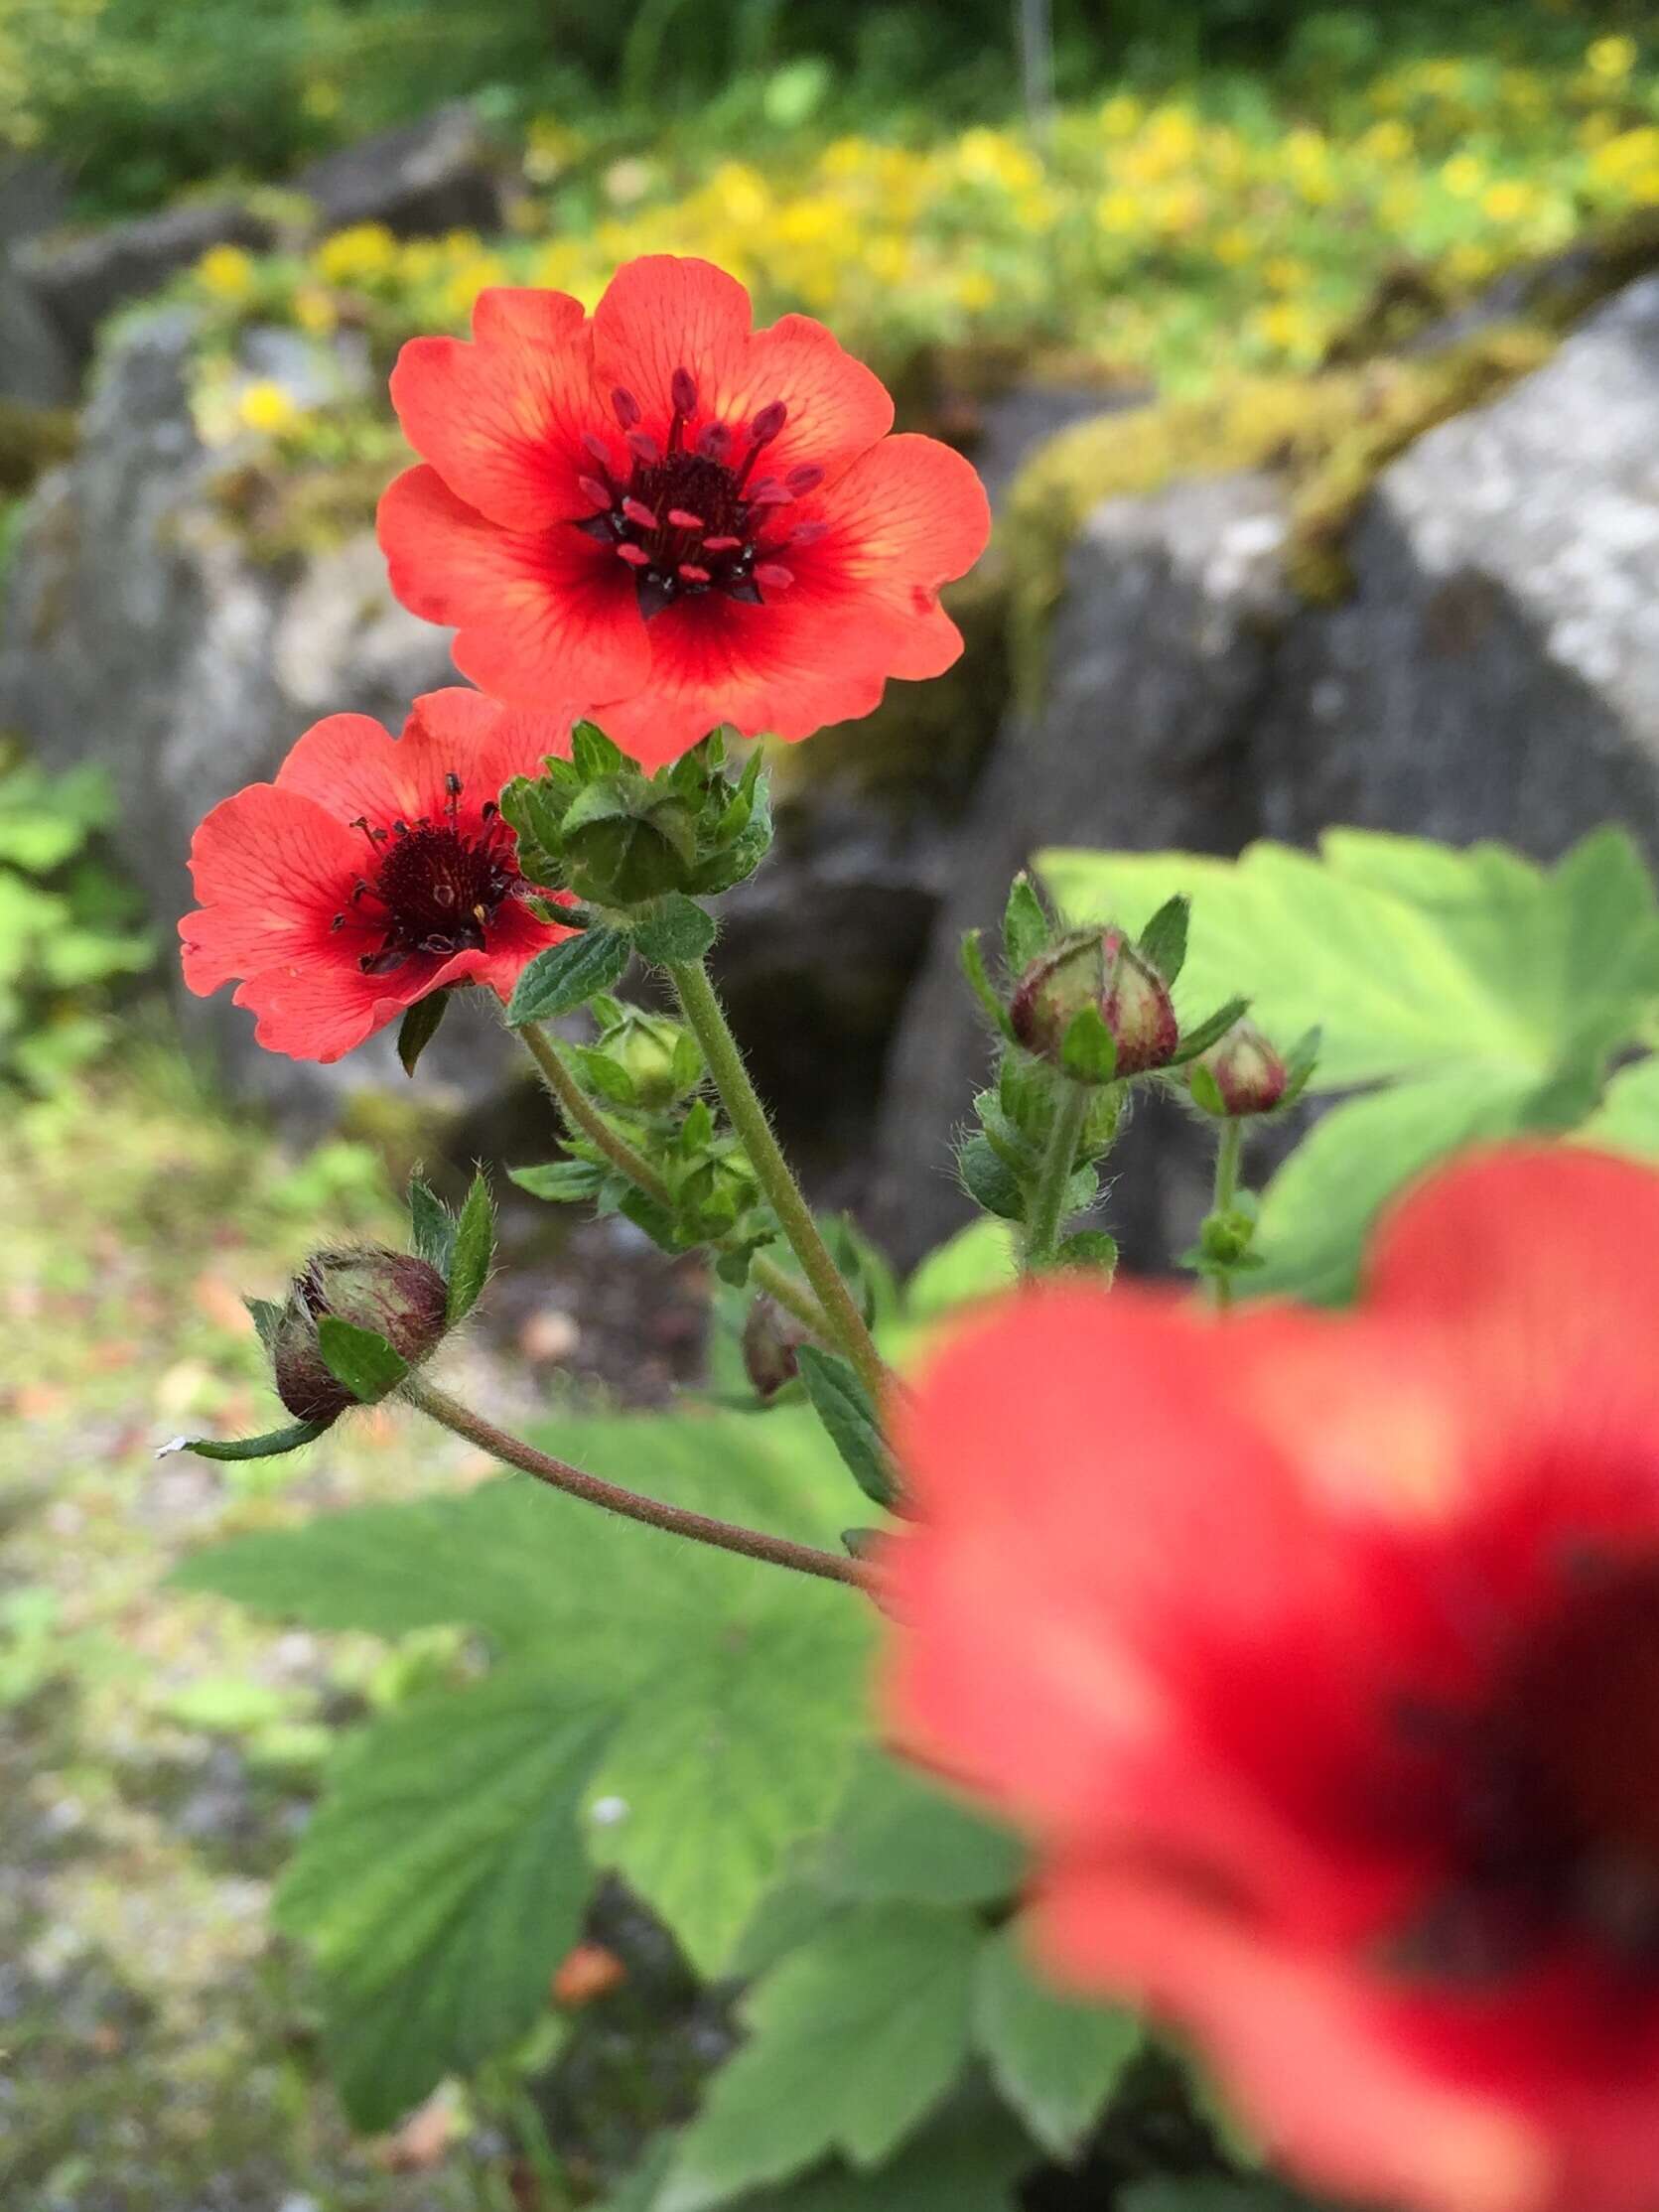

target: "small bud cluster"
[500,723,770,913]
[567,996,704,1117]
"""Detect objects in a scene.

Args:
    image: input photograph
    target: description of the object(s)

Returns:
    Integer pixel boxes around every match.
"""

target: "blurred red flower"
[180,689,575,1062]
[377,256,990,769]
[885,1148,1659,2212]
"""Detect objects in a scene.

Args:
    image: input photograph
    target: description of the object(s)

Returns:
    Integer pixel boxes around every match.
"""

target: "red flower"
[180,689,575,1062]
[377,257,991,769]
[884,1148,1659,2212]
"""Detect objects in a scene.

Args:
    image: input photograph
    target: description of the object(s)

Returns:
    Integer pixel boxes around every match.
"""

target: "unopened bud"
[1191,1020,1288,1117]
[597,1007,700,1109]
[272,1247,448,1427]
[1010,927,1178,1079]
[742,1294,811,1400]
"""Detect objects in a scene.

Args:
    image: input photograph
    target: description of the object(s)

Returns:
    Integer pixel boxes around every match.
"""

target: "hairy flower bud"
[1010,928,1178,1079]
[1190,1020,1288,1117]
[271,1247,449,1427]
[596,1007,701,1110]
[742,1294,811,1401]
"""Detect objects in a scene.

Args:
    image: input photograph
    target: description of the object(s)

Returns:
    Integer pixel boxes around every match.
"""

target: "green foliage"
[507,926,631,1025]
[445,1168,495,1322]
[794,1347,895,1509]
[973,1922,1142,2158]
[806,1752,1023,1908]
[658,1904,983,2209]
[0,758,153,1090]
[316,1314,408,1402]
[1041,828,1659,1300]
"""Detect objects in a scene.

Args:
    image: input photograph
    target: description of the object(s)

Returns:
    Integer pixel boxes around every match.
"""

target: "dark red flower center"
[334,774,520,975]
[1394,1555,1659,1982]
[573,371,825,619]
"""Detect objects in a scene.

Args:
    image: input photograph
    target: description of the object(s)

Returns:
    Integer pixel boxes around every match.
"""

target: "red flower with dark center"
[180,688,576,1062]
[377,257,991,768]
[883,1148,1659,2212]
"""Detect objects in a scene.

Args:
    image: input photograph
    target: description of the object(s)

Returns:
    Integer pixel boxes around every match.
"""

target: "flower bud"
[1190,1020,1288,1117]
[742,1294,810,1401]
[561,782,699,906]
[596,1007,700,1110]
[271,1247,449,1427]
[1010,928,1178,1079]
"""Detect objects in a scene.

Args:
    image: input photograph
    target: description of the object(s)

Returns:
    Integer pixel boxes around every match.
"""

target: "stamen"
[626,429,660,465]
[677,562,711,584]
[611,386,641,429]
[748,481,793,507]
[667,508,705,530]
[578,475,614,508]
[617,543,652,568]
[702,533,742,552]
[696,422,731,461]
[786,464,825,494]
[670,367,699,416]
[787,520,829,548]
[582,431,614,468]
[622,496,658,531]
[755,563,795,593]
[750,399,787,445]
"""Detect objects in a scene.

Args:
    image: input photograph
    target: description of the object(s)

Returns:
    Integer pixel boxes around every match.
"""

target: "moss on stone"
[1003,325,1557,709]
[0,398,77,496]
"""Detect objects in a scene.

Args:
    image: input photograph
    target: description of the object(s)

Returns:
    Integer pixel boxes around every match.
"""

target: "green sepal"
[795,1346,898,1510]
[571,720,626,780]
[243,1296,284,1352]
[407,1176,458,1275]
[1060,1004,1119,1085]
[1171,996,1251,1066]
[1138,894,1190,984]
[395,990,450,1078]
[631,894,718,966]
[1187,1060,1228,1116]
[506,927,630,1026]
[1003,873,1049,973]
[960,930,1015,1039]
[496,775,568,889]
[316,1317,408,1403]
[446,1170,494,1323]
[1054,1229,1118,1275]
[158,1419,332,1463]
[1280,1025,1322,1108]
[570,1045,638,1108]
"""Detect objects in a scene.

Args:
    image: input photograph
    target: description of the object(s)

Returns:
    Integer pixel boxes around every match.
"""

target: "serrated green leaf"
[1054,1229,1118,1275]
[507,928,630,1026]
[810,1752,1024,1907]
[316,1315,407,1403]
[959,1134,1025,1220]
[795,1346,896,1509]
[659,1905,982,2209]
[972,1921,1141,2158]
[1061,1005,1117,1084]
[1002,874,1049,973]
[572,720,626,779]
[395,989,449,1077]
[1137,893,1190,984]
[632,894,718,966]
[275,1668,610,2130]
[407,1176,457,1273]
[446,1170,494,1322]
[509,1159,606,1203]
[161,1419,330,1464]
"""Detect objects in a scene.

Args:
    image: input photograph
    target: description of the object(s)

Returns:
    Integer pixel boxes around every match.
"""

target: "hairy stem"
[1023,1079,1091,1272]
[1211,1119,1245,1313]
[517,1018,831,1340]
[666,957,891,1407]
[404,1373,871,1590]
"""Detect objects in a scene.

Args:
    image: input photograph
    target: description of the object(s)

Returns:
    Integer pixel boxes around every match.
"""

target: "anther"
[626,429,660,465]
[582,432,614,468]
[578,475,613,508]
[748,481,792,507]
[696,422,732,461]
[755,562,795,592]
[750,400,787,444]
[786,520,829,548]
[677,562,711,584]
[667,508,705,530]
[670,367,699,416]
[617,543,652,568]
[702,533,743,552]
[786,464,824,494]
[622,496,658,531]
[611,386,641,429]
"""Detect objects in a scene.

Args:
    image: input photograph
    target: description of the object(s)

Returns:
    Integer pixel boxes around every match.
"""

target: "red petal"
[410,687,578,824]
[275,711,439,828]
[591,257,755,441]
[799,431,990,632]
[722,312,894,487]
[179,783,358,997]
[387,287,601,532]
[378,465,651,706]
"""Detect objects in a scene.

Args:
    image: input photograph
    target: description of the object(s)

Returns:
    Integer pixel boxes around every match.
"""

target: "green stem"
[1211,1120,1245,1313]
[667,957,891,1408]
[517,1018,831,1342]
[404,1373,871,1591]
[1023,1079,1091,1273]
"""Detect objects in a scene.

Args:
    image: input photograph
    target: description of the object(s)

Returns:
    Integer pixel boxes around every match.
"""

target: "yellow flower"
[954,268,996,312]
[236,381,301,436]
[1481,179,1536,223]
[197,244,257,302]
[1098,92,1142,140]
[292,286,339,338]
[1095,188,1142,237]
[1440,154,1485,199]
[1251,301,1322,360]
[315,222,397,285]
[1445,241,1496,286]
[1360,119,1413,164]
[1263,255,1310,294]
[1212,225,1253,268]
[1587,36,1637,83]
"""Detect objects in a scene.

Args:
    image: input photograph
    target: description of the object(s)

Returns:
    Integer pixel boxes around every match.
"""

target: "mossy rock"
[1003,324,1557,709]
[0,399,77,497]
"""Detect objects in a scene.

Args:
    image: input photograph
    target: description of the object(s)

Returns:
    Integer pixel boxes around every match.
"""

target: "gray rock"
[17,200,270,367]
[0,249,75,404]
[291,101,504,239]
[875,276,1659,1268]
[0,306,493,1119]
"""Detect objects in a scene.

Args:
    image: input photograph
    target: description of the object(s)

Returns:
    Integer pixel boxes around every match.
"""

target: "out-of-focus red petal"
[378,465,650,704]
[388,287,599,531]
